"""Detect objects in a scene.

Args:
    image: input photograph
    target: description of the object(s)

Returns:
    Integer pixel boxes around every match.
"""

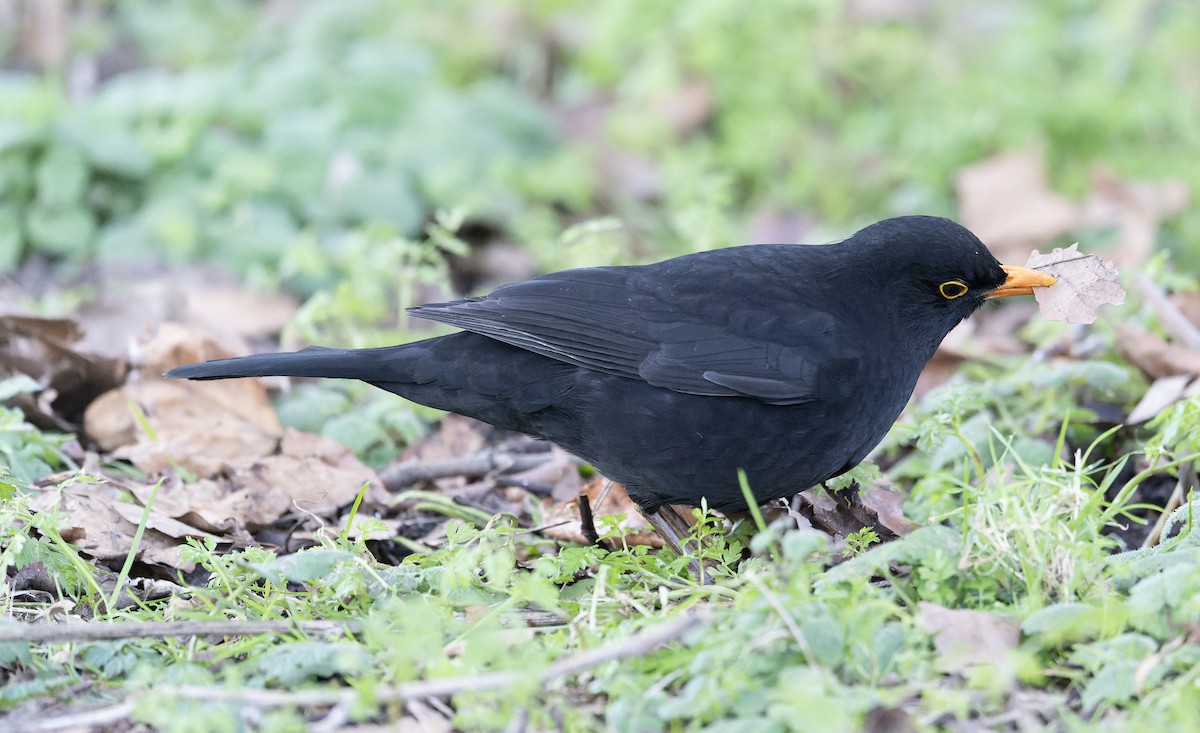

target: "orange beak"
[986,264,1058,299]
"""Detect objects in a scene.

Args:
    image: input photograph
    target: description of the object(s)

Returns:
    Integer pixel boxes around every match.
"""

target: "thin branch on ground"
[0,619,360,644]
[1,701,135,733]
[1142,462,1197,549]
[1136,273,1200,352]
[15,607,707,731]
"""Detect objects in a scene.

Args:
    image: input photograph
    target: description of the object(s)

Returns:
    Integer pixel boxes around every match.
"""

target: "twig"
[1136,273,1200,353]
[3,609,697,730]
[493,477,558,497]
[381,450,557,491]
[1142,462,1197,549]
[0,611,568,644]
[505,609,569,628]
[0,701,136,733]
[173,607,704,701]
[0,619,359,644]
[22,607,706,731]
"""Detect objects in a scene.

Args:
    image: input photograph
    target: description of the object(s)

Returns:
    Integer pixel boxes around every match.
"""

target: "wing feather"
[408,248,844,405]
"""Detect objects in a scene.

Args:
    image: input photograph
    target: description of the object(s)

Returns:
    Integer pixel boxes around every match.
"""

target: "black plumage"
[167,216,1054,549]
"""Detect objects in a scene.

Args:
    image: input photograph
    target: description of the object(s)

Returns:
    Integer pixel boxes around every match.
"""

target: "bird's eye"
[939,280,969,300]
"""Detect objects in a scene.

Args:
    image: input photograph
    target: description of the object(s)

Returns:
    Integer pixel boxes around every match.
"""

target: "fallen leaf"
[1026,244,1126,324]
[1115,322,1200,379]
[860,487,914,536]
[29,475,221,569]
[918,601,1020,674]
[135,429,379,534]
[1126,375,1195,425]
[235,429,379,523]
[83,322,283,476]
[401,414,489,465]
[794,474,913,543]
[0,314,128,428]
[88,378,282,477]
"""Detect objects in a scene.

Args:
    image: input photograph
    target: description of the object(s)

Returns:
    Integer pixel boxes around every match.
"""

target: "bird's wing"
[408,256,843,406]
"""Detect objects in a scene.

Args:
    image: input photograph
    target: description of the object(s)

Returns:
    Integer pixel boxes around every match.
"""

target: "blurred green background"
[1,0,1196,296]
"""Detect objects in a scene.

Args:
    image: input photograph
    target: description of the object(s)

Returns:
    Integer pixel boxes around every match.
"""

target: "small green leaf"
[34,143,89,208]
[25,204,95,256]
[0,205,24,271]
[249,642,372,686]
[1080,660,1139,711]
[1022,602,1128,645]
[258,548,354,584]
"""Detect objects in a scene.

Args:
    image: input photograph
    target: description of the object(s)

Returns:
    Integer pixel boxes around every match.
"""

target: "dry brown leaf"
[29,476,220,569]
[860,487,914,536]
[918,601,1020,674]
[136,321,249,378]
[795,476,913,542]
[236,429,379,521]
[132,476,248,535]
[122,429,378,536]
[1026,244,1126,324]
[0,314,128,429]
[1115,322,1200,380]
[83,322,283,476]
[87,378,282,477]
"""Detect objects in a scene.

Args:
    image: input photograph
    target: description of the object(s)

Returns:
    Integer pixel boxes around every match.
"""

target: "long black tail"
[165,345,404,382]
[166,333,588,452]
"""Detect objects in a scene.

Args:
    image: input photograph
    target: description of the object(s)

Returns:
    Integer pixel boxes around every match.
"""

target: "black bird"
[167,216,1055,553]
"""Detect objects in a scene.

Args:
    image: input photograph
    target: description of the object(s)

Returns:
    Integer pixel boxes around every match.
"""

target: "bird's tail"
[165,345,403,382]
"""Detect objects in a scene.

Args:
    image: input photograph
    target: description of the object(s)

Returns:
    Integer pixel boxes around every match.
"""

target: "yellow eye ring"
[940,280,969,300]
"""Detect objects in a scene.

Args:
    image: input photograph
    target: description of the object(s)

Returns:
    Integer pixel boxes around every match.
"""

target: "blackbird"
[167,216,1055,553]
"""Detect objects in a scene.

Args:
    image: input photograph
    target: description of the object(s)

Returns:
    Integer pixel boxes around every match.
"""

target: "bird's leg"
[639,506,710,584]
[576,494,609,549]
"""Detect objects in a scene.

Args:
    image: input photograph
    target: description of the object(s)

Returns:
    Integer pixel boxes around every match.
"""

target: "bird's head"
[848,215,1057,347]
